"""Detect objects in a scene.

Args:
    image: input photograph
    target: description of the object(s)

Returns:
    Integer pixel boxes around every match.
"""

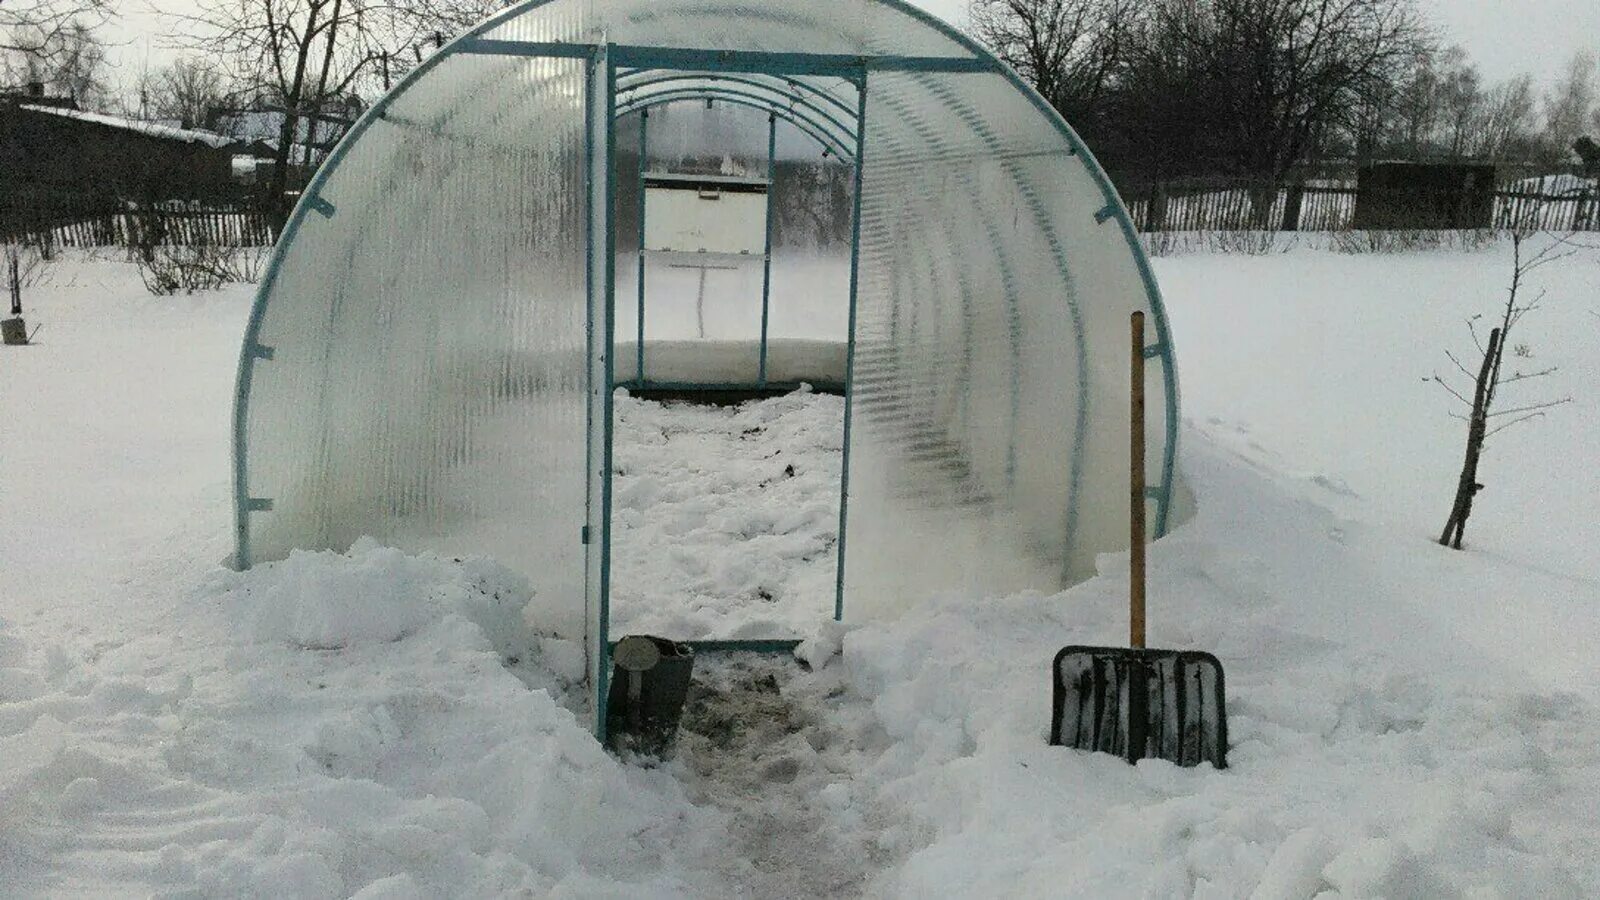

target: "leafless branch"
[1442,348,1475,380]
[1500,366,1558,384]
[1484,411,1553,439]
[1429,374,1473,406]
[1486,397,1572,418]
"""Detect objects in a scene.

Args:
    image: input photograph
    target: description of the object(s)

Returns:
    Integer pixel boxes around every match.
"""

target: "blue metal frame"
[234,0,1179,569]
[834,76,869,622]
[616,71,859,148]
[611,638,804,654]
[582,50,599,734]
[618,70,856,118]
[758,112,776,385]
[613,45,985,77]
[619,380,847,394]
[593,46,620,738]
[232,0,1181,742]
[615,88,855,161]
[634,109,648,387]
[602,62,864,739]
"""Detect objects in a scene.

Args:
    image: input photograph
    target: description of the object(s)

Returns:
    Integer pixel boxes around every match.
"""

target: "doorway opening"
[607,90,858,645]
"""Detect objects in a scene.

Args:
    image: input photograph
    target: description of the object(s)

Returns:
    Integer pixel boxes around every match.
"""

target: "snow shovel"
[1049,312,1228,768]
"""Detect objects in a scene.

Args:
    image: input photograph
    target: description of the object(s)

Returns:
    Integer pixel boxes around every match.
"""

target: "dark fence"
[1123,178,1598,233]
[2,198,274,250]
[4,180,1596,252]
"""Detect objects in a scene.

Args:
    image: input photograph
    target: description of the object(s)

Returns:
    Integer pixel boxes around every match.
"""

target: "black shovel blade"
[1050,646,1228,768]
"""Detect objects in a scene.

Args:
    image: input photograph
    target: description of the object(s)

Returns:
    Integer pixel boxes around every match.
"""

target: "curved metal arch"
[616,72,858,151]
[616,89,855,161]
[617,74,856,142]
[617,69,856,118]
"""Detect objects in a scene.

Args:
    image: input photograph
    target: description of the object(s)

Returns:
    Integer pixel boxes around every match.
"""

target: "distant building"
[1351,162,1496,230]
[205,96,365,169]
[1,87,239,236]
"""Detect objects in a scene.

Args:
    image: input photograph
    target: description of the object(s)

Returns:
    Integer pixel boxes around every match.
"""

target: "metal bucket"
[606,635,695,757]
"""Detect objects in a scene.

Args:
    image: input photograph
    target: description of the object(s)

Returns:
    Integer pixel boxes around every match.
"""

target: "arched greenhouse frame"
[232,0,1182,736]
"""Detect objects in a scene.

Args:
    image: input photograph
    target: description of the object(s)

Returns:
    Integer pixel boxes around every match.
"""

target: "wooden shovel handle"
[1130,311,1147,649]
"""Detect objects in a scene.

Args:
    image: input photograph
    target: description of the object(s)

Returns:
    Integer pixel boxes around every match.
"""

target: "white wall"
[644,186,768,255]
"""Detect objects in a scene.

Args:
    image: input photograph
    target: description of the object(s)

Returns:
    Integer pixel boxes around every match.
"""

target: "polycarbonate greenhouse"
[232,0,1182,734]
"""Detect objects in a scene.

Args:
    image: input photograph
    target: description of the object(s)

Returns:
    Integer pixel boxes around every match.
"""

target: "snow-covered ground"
[610,389,843,640]
[2,241,1599,897]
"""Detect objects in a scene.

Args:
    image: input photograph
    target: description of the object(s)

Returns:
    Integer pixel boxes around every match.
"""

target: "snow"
[611,389,843,640]
[3,241,1600,896]
[20,104,235,149]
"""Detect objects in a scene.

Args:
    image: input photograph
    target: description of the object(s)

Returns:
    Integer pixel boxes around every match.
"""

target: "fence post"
[1281,183,1305,231]
[1145,182,1168,232]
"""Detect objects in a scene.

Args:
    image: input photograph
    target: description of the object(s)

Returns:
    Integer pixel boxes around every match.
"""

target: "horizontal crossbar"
[455,38,994,78]
[456,38,595,59]
[605,638,803,654]
[686,639,805,653]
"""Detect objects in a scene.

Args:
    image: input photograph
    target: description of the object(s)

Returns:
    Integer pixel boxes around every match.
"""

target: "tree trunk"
[265,6,324,239]
[1440,327,1501,549]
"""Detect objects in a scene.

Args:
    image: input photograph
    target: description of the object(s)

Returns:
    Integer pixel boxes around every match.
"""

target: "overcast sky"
[105,0,1600,92]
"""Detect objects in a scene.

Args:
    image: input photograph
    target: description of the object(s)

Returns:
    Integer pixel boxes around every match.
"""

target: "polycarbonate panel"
[768,118,852,343]
[240,51,593,641]
[841,68,1175,619]
[485,0,978,58]
[238,0,1182,678]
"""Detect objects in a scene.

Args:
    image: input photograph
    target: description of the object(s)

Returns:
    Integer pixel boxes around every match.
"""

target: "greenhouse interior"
[231,0,1182,735]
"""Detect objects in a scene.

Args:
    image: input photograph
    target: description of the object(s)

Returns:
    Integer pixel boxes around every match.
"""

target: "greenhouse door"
[587,47,869,738]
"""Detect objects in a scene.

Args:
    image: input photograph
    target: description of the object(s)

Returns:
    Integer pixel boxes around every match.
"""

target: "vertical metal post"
[834,73,867,622]
[635,109,648,387]
[1130,311,1146,649]
[600,50,618,734]
[584,44,617,738]
[758,111,776,385]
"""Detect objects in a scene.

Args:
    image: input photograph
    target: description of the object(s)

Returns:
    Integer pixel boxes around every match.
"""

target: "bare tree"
[1436,50,1482,158]
[1386,48,1442,158]
[166,0,430,231]
[1475,74,1539,161]
[1433,230,1575,549]
[0,0,108,60]
[167,0,493,233]
[1202,0,1422,179]
[147,56,226,129]
[4,13,110,107]
[969,0,1140,138]
[1096,0,1425,188]
[1541,51,1598,166]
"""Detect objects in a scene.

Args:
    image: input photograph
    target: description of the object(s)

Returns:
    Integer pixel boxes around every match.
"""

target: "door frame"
[585,46,871,738]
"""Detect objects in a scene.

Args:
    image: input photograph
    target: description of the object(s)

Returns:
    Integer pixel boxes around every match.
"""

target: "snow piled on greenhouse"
[3,246,1600,896]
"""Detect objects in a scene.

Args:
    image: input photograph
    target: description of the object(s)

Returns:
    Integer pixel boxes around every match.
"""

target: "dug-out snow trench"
[608,389,846,641]
[669,654,902,898]
[608,391,906,896]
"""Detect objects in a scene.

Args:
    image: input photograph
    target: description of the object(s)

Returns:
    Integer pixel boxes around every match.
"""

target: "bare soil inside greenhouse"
[3,241,1600,896]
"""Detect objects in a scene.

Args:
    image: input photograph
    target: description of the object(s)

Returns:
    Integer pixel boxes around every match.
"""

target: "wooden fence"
[3,202,274,250]
[4,181,1596,251]
[1123,179,1598,233]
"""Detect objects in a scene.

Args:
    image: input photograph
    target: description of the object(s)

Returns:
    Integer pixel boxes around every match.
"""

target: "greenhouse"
[231,0,1181,735]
